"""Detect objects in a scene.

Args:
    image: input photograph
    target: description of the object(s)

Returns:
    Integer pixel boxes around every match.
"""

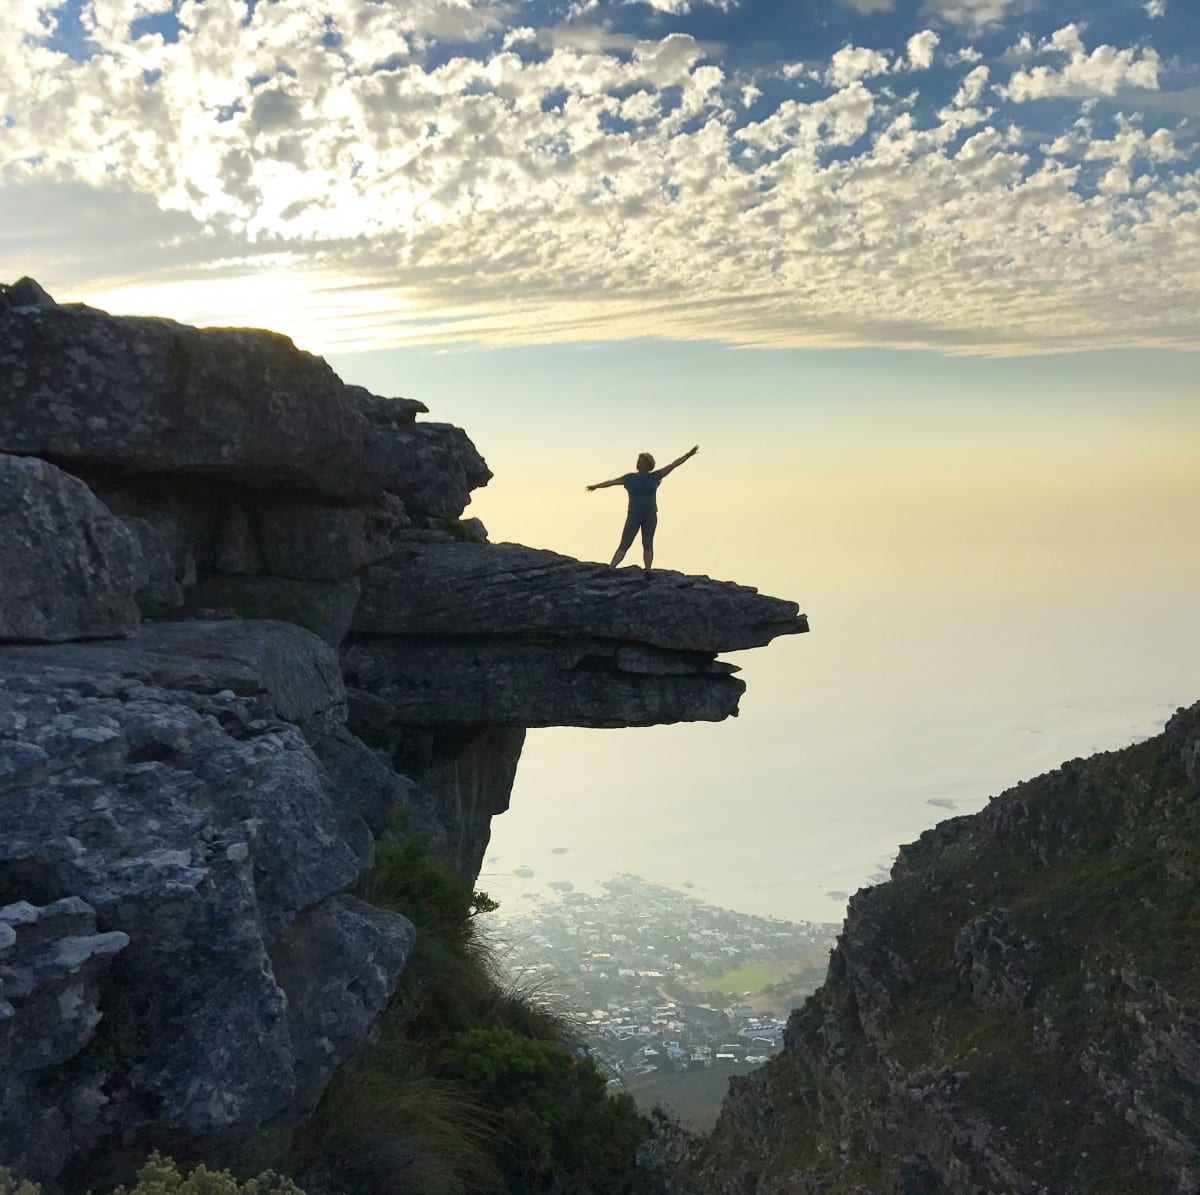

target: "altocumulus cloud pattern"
[1,0,1198,354]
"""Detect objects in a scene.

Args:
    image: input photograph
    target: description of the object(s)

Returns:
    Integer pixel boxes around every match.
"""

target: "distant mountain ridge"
[669,702,1200,1194]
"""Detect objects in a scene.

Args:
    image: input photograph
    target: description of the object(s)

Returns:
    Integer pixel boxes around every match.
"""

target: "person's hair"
[636,452,655,472]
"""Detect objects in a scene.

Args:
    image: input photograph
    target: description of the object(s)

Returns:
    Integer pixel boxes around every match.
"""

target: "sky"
[2,0,1198,354]
[3,0,1199,922]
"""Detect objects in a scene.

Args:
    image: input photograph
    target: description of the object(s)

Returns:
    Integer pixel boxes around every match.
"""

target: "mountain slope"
[672,704,1200,1195]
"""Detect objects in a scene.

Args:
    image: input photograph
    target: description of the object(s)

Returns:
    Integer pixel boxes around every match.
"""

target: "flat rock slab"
[0,291,490,514]
[354,541,808,653]
[0,454,141,642]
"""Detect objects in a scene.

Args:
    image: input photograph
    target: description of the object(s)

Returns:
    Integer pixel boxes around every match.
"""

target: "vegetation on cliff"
[290,840,658,1194]
[0,1155,306,1195]
[672,703,1200,1194]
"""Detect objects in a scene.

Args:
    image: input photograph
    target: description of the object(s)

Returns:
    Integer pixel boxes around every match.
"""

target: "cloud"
[825,44,891,87]
[837,0,895,13]
[631,0,737,11]
[906,31,940,71]
[1,1,1198,358]
[951,64,990,107]
[997,23,1161,101]
[1144,0,1166,16]
[921,0,1016,33]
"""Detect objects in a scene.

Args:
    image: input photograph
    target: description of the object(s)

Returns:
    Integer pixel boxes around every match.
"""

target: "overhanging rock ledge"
[0,278,809,1189]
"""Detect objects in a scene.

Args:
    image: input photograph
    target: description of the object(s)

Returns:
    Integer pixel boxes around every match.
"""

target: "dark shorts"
[618,507,657,553]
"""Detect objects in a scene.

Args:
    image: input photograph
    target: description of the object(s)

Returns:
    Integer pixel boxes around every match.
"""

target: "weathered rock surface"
[341,721,527,882]
[0,286,490,512]
[354,540,808,652]
[0,621,415,1182]
[0,280,812,1189]
[0,897,130,1181]
[190,574,362,646]
[258,493,411,581]
[671,703,1200,1195]
[0,454,141,642]
[4,619,346,733]
[344,539,804,737]
[341,637,744,728]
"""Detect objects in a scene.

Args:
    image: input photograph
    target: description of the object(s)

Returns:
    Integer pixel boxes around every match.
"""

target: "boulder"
[0,453,141,642]
[0,621,414,1182]
[353,540,808,652]
[0,285,490,514]
[0,277,55,311]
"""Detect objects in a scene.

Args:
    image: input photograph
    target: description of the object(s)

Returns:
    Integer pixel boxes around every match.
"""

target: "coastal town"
[491,874,840,1114]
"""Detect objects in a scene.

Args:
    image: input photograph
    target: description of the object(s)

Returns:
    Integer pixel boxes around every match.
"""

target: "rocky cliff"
[670,703,1200,1195]
[0,278,807,1189]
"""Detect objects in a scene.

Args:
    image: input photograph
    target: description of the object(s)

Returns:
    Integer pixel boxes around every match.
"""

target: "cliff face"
[671,704,1200,1195]
[0,279,806,1188]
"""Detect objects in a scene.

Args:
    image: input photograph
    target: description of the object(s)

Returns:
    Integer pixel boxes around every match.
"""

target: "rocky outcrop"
[341,636,745,728]
[344,538,806,730]
[0,280,808,1188]
[0,290,488,508]
[0,454,141,642]
[353,539,807,651]
[0,620,416,1182]
[671,703,1200,1195]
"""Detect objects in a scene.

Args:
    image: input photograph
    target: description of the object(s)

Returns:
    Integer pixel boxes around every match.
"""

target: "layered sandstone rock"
[343,538,806,731]
[353,539,807,651]
[0,280,808,1187]
[0,287,488,509]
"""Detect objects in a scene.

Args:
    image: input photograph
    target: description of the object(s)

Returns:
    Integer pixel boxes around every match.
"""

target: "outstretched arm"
[655,445,699,479]
[586,477,624,492]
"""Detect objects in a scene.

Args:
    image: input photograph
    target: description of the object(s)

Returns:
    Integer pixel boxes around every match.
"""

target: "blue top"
[621,471,661,513]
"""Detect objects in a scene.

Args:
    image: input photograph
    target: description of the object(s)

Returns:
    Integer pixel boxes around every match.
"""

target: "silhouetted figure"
[587,446,699,574]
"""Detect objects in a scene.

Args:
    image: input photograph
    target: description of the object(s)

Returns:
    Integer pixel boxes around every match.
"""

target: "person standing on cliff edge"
[587,446,699,575]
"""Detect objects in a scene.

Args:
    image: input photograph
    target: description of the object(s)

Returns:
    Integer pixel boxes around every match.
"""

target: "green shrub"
[434,1028,653,1195]
[0,1172,39,1195]
[0,1154,307,1194]
[292,837,660,1194]
[355,839,497,943]
[291,1032,501,1195]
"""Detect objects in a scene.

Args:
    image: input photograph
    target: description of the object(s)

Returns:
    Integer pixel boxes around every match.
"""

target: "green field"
[693,960,794,995]
[624,1065,757,1131]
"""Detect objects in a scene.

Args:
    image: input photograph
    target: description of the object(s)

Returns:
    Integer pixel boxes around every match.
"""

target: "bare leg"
[641,517,656,576]
[612,512,638,568]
